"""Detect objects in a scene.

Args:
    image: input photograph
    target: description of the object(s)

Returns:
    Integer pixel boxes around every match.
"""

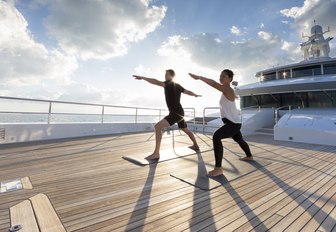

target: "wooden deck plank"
[316,204,336,232]
[284,182,336,232]
[10,200,39,232]
[220,159,336,232]
[145,153,325,232]
[270,170,336,230]
[0,132,335,231]
[143,144,334,230]
[228,152,336,232]
[29,193,66,232]
[0,210,10,232]
[188,152,336,232]
[300,191,336,231]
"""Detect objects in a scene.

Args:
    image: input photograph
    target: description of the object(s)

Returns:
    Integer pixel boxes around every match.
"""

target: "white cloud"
[57,82,107,103]
[134,64,151,75]
[280,0,319,19]
[43,0,167,60]
[157,35,191,59]
[54,79,164,108]
[231,26,241,35]
[280,0,336,39]
[0,1,77,86]
[230,25,247,36]
[157,32,302,85]
[260,23,265,28]
[258,31,278,43]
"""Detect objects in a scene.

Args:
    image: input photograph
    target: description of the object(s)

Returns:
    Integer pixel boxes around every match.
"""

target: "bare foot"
[239,156,253,161]
[207,167,223,177]
[145,153,160,160]
[189,144,200,151]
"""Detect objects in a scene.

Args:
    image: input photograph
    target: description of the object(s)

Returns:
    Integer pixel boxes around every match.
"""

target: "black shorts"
[164,112,187,128]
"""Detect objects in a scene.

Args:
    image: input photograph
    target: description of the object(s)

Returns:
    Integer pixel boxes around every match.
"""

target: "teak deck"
[0,132,335,231]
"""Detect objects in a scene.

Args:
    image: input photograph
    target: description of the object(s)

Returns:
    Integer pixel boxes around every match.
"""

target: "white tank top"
[219,93,241,123]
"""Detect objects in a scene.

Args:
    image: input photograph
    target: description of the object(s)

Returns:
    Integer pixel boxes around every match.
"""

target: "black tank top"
[164,80,185,115]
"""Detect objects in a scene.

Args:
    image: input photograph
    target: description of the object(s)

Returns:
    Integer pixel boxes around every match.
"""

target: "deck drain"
[8,225,22,232]
[0,177,32,193]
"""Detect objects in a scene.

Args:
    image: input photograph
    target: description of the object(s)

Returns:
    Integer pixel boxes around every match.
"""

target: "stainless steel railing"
[201,105,262,134]
[0,96,196,125]
[202,107,219,133]
[274,105,301,125]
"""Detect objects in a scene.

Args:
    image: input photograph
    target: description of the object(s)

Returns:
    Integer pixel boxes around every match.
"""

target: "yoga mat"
[170,153,272,191]
[123,146,212,166]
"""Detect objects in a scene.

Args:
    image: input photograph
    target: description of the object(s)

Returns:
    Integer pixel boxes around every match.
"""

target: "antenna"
[302,32,309,38]
[323,26,330,35]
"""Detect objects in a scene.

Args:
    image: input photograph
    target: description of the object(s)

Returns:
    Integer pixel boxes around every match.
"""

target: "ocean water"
[0,113,195,124]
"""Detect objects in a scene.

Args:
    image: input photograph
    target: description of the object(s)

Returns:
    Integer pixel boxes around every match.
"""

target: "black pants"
[213,118,252,167]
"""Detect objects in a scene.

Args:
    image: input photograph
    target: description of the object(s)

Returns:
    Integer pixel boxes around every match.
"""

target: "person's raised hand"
[133,75,142,80]
[188,73,200,80]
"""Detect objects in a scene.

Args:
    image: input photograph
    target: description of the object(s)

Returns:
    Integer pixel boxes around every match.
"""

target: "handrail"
[0,96,196,125]
[241,105,261,122]
[274,105,301,125]
[201,105,263,134]
[0,96,166,111]
[202,107,219,133]
[184,108,196,124]
[241,105,261,111]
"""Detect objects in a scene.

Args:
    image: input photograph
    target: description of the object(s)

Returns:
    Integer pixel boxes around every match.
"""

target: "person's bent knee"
[154,123,164,131]
[213,131,221,142]
[181,127,189,133]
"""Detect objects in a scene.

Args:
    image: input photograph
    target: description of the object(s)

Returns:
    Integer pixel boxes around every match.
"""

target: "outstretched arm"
[133,75,165,87]
[183,89,202,97]
[188,73,223,92]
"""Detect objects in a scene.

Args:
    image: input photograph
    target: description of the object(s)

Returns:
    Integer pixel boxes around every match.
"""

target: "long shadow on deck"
[189,151,216,231]
[181,150,268,231]
[248,161,336,231]
[124,163,157,231]
[192,174,269,231]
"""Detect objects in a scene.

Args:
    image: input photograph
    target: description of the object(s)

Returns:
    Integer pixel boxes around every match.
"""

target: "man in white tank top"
[189,69,253,177]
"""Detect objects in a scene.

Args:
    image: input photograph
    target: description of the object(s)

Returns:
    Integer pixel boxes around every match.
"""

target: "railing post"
[192,108,196,124]
[135,108,138,123]
[159,109,161,120]
[101,106,105,124]
[48,102,52,124]
[203,108,206,134]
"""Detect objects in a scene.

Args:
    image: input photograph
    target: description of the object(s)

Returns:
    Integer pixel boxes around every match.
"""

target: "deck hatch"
[0,178,23,193]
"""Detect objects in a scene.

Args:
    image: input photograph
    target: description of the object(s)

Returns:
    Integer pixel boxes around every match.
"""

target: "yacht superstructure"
[234,24,336,146]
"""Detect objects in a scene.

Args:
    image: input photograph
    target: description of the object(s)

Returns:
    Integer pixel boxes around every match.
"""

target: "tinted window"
[308,91,333,107]
[278,70,290,80]
[263,72,276,81]
[324,63,336,75]
[241,96,259,108]
[260,94,280,107]
[292,65,321,78]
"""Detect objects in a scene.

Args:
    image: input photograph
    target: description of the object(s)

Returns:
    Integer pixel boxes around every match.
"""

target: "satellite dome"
[311,25,323,35]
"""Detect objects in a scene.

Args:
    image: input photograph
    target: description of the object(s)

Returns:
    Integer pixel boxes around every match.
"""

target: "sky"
[1,0,336,115]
